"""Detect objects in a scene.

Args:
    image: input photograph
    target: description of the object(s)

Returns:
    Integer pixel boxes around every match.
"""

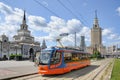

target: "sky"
[0,0,120,47]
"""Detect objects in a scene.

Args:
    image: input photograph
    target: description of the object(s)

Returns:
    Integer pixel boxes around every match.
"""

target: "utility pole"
[0,41,2,59]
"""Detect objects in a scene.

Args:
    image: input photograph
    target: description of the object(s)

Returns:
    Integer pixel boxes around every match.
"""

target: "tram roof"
[43,46,90,54]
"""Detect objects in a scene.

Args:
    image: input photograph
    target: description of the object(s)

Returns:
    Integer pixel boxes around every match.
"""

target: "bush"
[91,50,102,59]
[10,54,22,60]
[10,54,15,60]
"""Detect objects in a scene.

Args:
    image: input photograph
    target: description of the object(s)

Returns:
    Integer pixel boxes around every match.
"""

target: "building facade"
[0,11,40,60]
[87,12,106,54]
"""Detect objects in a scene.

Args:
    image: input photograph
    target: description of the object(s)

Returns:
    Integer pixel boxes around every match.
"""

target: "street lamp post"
[0,41,2,60]
[31,43,35,62]
[20,43,24,60]
[8,42,10,60]
[14,44,18,60]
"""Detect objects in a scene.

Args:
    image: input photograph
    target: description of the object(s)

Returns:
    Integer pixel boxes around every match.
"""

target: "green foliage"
[111,59,120,80]
[10,53,22,60]
[10,53,15,59]
[91,50,101,59]
[16,54,22,57]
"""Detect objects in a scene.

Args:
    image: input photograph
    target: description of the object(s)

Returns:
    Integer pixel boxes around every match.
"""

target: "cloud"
[0,2,23,39]
[0,2,13,15]
[79,26,90,36]
[48,17,82,34]
[0,2,98,47]
[28,15,47,31]
[108,34,118,39]
[0,2,89,47]
[48,16,66,30]
[102,28,112,36]
[116,7,120,16]
[102,28,120,42]
[1,2,120,47]
[0,2,23,24]
[67,19,82,34]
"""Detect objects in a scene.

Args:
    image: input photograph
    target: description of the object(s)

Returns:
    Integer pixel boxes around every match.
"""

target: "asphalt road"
[12,58,113,80]
[0,60,35,68]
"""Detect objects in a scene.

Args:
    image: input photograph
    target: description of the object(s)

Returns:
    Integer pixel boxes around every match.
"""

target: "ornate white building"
[0,11,40,60]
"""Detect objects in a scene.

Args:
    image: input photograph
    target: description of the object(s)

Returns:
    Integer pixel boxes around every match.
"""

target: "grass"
[111,59,120,80]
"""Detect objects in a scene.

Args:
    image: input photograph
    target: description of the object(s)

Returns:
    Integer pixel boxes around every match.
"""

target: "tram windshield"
[39,50,51,65]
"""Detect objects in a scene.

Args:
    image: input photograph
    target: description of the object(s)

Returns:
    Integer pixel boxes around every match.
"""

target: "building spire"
[93,10,99,27]
[20,10,28,30]
[22,10,26,24]
[95,10,97,19]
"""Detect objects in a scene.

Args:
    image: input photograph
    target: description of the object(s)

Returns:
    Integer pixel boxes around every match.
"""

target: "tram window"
[64,52,72,63]
[50,52,61,64]
[81,54,88,60]
[72,53,79,61]
[79,54,82,59]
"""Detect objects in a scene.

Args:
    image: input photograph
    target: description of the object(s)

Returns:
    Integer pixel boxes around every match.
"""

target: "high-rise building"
[91,11,102,47]
[87,11,106,54]
[80,36,86,51]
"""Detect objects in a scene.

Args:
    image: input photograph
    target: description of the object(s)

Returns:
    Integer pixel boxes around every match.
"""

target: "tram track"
[74,58,113,80]
[91,61,110,80]
[92,59,113,80]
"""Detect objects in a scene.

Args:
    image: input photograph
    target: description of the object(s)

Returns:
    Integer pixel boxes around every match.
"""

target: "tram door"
[50,51,62,69]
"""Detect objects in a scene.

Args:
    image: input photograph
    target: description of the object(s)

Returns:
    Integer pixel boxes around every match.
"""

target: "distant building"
[87,11,106,54]
[41,39,47,49]
[107,45,117,54]
[0,34,10,59]
[80,36,86,51]
[0,11,40,60]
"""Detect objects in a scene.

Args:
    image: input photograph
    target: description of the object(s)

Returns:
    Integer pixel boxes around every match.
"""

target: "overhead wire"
[4,0,88,26]
[57,0,85,26]
[33,0,87,26]
[33,0,60,17]
[67,0,89,26]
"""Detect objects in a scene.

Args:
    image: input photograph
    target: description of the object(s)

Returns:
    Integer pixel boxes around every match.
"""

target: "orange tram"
[38,47,91,75]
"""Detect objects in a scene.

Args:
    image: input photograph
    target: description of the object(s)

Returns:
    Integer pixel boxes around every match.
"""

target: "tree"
[91,50,101,59]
